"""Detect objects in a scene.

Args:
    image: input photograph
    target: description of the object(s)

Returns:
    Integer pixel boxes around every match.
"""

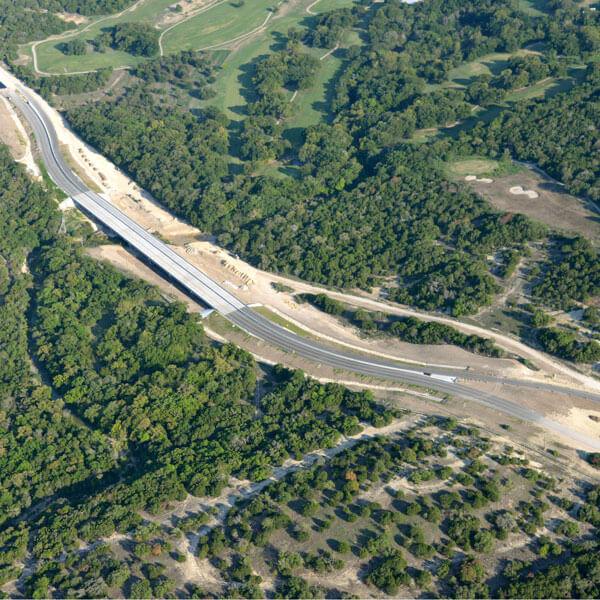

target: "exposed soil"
[464,378,600,453]
[55,12,89,24]
[2,65,600,454]
[467,168,600,244]
[156,0,211,28]
[86,245,205,312]
[0,97,25,159]
[0,94,40,176]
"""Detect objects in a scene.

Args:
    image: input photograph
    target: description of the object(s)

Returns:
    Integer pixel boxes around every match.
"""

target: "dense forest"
[4,0,599,319]
[55,0,600,321]
[0,145,118,528]
[77,415,599,599]
[0,0,73,59]
[4,0,600,595]
[67,95,547,314]
[0,138,401,591]
[456,63,600,201]
[93,22,160,57]
[68,89,230,212]
[38,0,132,14]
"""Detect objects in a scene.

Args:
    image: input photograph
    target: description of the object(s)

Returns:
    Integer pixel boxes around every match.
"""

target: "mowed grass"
[518,0,551,16]
[446,159,500,177]
[193,0,362,123]
[308,0,358,12]
[442,49,542,89]
[33,0,360,81]
[161,0,276,53]
[35,0,175,73]
[290,52,342,129]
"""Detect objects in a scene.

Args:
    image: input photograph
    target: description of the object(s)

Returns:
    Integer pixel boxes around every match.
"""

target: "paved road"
[5,81,600,451]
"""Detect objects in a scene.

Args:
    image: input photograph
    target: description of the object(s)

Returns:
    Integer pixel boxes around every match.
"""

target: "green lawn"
[32,0,361,81]
[519,0,551,16]
[446,158,500,177]
[34,0,175,73]
[192,0,362,123]
[308,0,358,12]
[161,0,276,53]
[442,50,540,89]
[252,306,312,339]
[289,52,342,129]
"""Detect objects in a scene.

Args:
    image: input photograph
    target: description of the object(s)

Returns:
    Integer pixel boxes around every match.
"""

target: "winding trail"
[29,0,148,76]
[30,0,281,75]
[193,5,279,52]
[306,0,321,14]
[158,0,228,57]
[319,41,339,60]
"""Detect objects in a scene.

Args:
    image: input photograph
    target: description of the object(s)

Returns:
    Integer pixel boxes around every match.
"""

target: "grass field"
[519,0,551,16]
[446,158,500,177]
[161,0,276,53]
[34,0,175,73]
[191,0,362,125]
[440,49,542,90]
[290,52,342,126]
[413,57,587,144]
[32,0,359,75]
[308,0,357,11]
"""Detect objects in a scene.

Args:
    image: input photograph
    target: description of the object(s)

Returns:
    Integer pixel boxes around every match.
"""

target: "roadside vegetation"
[7,0,600,363]
[2,0,600,593]
[298,293,505,358]
[0,140,403,596]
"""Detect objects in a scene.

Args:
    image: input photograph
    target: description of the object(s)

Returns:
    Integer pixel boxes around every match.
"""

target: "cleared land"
[461,164,600,244]
[11,407,600,597]
[0,97,26,160]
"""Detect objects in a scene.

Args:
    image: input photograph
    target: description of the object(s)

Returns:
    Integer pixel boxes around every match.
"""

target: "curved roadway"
[5,81,600,451]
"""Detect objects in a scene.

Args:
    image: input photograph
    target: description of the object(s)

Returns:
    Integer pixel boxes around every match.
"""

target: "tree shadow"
[283,126,305,149]
[236,54,267,109]
[270,30,291,53]
[483,57,511,77]
[277,165,301,179]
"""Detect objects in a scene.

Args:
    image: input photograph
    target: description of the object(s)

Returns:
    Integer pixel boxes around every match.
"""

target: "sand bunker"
[509,185,539,199]
[465,175,493,183]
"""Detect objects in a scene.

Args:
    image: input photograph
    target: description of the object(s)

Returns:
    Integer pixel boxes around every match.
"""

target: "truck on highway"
[424,372,457,383]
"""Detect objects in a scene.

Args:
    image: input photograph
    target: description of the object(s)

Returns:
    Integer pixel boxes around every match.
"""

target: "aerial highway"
[3,73,600,451]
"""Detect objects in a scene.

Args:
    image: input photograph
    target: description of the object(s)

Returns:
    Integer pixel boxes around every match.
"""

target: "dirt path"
[9,408,402,595]
[158,0,226,56]
[306,0,321,14]
[2,62,597,395]
[319,42,339,60]
[266,279,600,391]
[136,416,422,563]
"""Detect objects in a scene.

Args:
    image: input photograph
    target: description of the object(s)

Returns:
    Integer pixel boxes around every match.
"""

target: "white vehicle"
[424,372,457,383]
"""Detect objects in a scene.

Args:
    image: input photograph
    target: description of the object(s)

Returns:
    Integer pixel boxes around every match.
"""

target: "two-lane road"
[6,79,600,451]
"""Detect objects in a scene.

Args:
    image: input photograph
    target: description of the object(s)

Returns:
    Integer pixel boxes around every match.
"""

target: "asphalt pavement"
[5,81,600,451]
